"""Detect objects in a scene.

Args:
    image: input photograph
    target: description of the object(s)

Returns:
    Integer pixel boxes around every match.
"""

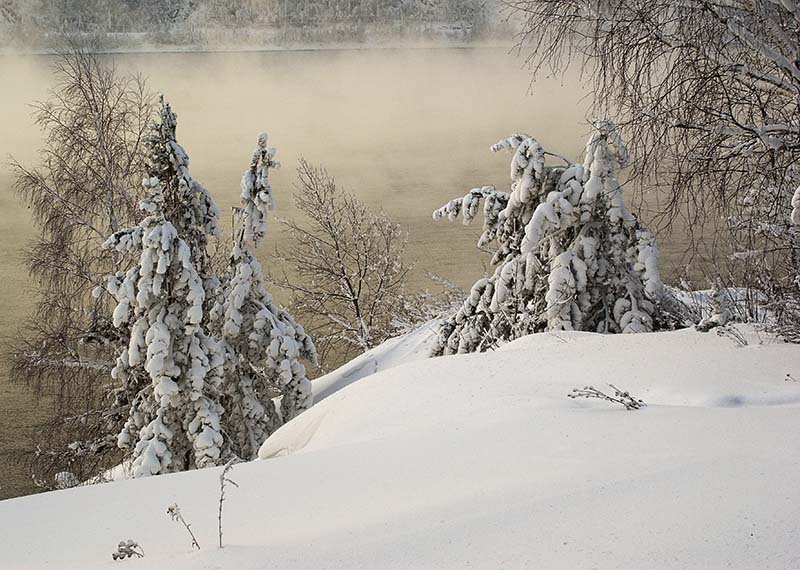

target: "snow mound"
[310,320,439,403]
[2,326,800,570]
[261,327,800,458]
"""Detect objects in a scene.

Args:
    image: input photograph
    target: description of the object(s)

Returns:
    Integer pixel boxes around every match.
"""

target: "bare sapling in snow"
[217,459,239,548]
[274,159,410,369]
[433,121,671,355]
[210,134,316,460]
[167,503,200,550]
[111,540,144,560]
[9,47,155,487]
[104,97,227,477]
[568,384,646,410]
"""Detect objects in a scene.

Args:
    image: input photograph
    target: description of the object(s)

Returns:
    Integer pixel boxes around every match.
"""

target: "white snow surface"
[310,320,439,404]
[3,326,800,569]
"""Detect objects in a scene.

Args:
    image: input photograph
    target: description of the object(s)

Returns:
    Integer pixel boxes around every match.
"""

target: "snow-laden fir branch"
[432,121,676,355]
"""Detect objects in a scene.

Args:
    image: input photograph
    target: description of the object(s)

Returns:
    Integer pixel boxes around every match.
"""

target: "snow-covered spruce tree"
[209,134,316,459]
[432,121,668,355]
[511,0,800,333]
[103,97,227,477]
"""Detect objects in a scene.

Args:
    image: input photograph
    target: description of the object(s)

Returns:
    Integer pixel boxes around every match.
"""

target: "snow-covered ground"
[2,326,800,569]
[310,320,438,404]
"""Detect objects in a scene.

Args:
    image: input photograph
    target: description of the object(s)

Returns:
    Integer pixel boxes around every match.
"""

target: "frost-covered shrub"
[389,273,467,337]
[433,121,671,355]
[112,540,144,560]
[103,97,227,477]
[53,471,80,490]
[568,384,646,410]
[275,160,409,369]
[210,134,316,459]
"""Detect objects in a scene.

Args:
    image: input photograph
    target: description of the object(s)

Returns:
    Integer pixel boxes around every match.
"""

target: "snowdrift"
[2,327,800,569]
[309,320,438,404]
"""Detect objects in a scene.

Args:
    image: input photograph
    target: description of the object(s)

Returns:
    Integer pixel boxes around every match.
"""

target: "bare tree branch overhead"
[506,0,800,330]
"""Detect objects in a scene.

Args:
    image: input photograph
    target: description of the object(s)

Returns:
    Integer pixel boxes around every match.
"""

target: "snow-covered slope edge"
[2,327,800,570]
[89,323,438,484]
[310,320,438,403]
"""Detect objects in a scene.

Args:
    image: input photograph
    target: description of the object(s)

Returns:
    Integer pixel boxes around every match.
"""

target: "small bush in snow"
[53,471,80,490]
[568,384,646,411]
[696,287,734,332]
[111,540,144,560]
[432,121,676,355]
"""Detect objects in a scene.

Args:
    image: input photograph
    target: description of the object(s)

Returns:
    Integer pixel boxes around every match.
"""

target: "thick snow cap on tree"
[240,132,278,244]
[209,133,316,460]
[432,120,668,355]
[142,96,221,273]
[102,97,226,477]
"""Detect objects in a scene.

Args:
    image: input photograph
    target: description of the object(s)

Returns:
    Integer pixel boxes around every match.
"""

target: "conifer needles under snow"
[104,97,227,477]
[210,134,316,459]
[433,121,672,355]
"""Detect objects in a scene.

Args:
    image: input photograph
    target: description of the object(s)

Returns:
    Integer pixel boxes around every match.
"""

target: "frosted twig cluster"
[111,539,144,560]
[568,384,646,411]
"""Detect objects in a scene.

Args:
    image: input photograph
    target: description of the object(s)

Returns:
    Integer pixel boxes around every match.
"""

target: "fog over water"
[0,47,606,297]
[0,46,686,497]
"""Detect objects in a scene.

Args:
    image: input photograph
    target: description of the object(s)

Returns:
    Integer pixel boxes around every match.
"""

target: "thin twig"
[218,459,240,548]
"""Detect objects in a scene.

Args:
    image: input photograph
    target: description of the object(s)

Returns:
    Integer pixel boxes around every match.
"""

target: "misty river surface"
[0,47,687,497]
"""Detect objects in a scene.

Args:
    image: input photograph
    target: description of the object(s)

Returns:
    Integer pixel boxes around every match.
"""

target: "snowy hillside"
[2,327,800,569]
